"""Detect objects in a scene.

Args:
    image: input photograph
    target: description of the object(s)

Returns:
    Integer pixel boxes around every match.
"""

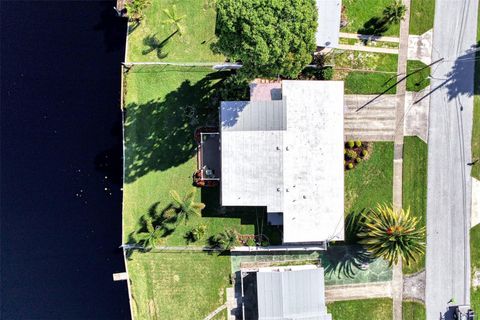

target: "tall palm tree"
[162,5,186,35]
[213,229,238,250]
[169,188,205,225]
[135,216,162,249]
[357,204,425,266]
[383,0,407,25]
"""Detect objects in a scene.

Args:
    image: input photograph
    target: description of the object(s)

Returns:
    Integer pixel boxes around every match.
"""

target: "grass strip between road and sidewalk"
[402,137,428,274]
[327,298,393,319]
[403,301,426,320]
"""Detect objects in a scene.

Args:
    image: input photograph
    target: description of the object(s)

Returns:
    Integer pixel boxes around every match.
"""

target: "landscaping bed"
[344,140,370,170]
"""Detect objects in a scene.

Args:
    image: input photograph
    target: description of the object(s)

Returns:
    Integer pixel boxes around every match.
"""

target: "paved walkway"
[344,90,429,142]
[338,30,432,65]
[325,282,393,302]
[403,271,426,302]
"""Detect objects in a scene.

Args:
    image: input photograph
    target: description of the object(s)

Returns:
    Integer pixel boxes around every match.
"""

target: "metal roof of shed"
[256,267,332,320]
[316,0,342,48]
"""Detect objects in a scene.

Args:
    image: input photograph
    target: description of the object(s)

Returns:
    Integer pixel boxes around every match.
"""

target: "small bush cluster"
[344,140,369,170]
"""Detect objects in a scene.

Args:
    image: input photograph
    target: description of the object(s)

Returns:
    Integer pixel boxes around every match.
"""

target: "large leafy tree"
[168,188,206,225]
[214,0,318,78]
[357,204,425,266]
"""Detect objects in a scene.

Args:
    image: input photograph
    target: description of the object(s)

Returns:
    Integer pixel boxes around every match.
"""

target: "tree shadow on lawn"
[124,71,229,183]
[201,187,283,244]
[358,16,390,36]
[141,30,179,59]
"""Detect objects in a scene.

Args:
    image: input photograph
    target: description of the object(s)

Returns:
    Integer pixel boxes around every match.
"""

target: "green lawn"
[472,8,480,180]
[342,0,400,36]
[402,137,428,274]
[330,50,398,94]
[126,0,224,62]
[406,60,431,92]
[128,251,231,320]
[471,225,480,316]
[327,298,393,319]
[123,66,281,247]
[345,142,394,215]
[409,0,435,35]
[403,301,426,320]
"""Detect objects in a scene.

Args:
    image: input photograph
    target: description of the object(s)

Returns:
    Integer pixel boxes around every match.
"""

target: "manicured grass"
[406,60,431,92]
[330,50,398,94]
[128,251,231,320]
[402,137,428,274]
[327,298,393,319]
[403,301,426,320]
[472,8,480,180]
[345,142,394,215]
[471,225,480,315]
[409,0,435,35]
[342,0,400,36]
[344,72,397,94]
[126,0,224,62]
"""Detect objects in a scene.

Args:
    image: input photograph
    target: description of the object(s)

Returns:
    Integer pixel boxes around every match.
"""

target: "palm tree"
[383,0,407,25]
[162,5,186,35]
[134,216,162,249]
[357,204,425,266]
[169,188,205,225]
[212,229,238,250]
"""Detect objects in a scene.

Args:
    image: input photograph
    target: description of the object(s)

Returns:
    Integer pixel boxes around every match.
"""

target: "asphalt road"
[425,1,478,319]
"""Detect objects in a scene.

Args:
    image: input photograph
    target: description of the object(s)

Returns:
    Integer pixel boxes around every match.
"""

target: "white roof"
[220,81,344,243]
[316,0,342,48]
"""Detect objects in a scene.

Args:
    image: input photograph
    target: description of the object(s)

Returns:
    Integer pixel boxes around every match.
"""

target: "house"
[240,265,332,320]
[220,80,345,244]
[315,0,342,48]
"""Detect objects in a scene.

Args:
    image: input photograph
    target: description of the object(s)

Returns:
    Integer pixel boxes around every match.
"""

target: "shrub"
[344,148,347,154]
[261,240,270,247]
[125,0,150,21]
[346,149,357,160]
[321,66,334,80]
[186,225,206,243]
[347,163,354,169]
[347,140,355,148]
[355,140,362,147]
[361,149,369,157]
[246,238,256,246]
[355,157,362,163]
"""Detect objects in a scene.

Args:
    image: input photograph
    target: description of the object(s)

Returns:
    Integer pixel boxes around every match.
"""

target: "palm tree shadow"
[445,41,479,101]
[322,244,374,279]
[142,30,178,59]
[358,16,390,36]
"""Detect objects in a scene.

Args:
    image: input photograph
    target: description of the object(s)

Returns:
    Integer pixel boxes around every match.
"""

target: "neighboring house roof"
[220,80,344,243]
[256,266,332,320]
[316,0,342,48]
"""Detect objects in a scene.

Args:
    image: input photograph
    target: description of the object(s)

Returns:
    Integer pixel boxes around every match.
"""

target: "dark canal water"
[1,1,130,318]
